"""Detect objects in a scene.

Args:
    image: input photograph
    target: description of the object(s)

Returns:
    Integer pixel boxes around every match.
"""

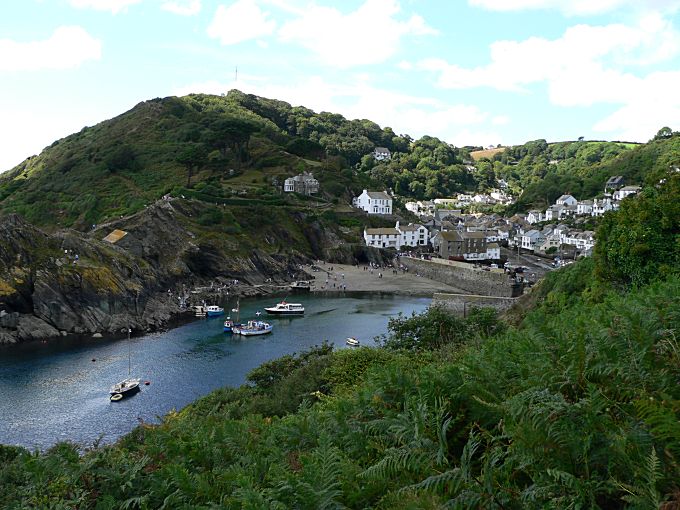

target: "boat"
[346,337,360,346]
[194,305,207,317]
[206,305,224,317]
[232,320,273,336]
[289,280,311,292]
[110,328,141,401]
[224,297,242,333]
[264,301,305,315]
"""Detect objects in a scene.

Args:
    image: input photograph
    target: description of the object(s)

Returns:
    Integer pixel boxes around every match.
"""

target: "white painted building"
[353,190,393,215]
[556,194,578,206]
[576,200,593,215]
[372,147,392,161]
[364,221,429,248]
[527,210,544,224]
[613,185,641,201]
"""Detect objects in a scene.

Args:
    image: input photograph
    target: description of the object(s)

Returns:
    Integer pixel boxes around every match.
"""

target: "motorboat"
[233,320,273,336]
[289,280,311,292]
[264,301,305,315]
[110,378,141,400]
[346,337,360,346]
[206,305,224,317]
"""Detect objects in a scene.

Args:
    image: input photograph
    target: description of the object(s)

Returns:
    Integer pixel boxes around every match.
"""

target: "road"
[501,246,554,281]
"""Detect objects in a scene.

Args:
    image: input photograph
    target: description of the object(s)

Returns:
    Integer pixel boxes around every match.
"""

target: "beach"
[301,262,466,295]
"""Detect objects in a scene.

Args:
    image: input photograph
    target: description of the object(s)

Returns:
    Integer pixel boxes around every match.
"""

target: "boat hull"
[235,327,272,336]
[264,309,304,315]
[207,310,224,317]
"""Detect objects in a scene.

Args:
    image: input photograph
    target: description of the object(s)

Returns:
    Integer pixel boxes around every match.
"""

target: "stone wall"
[432,292,517,316]
[400,257,521,297]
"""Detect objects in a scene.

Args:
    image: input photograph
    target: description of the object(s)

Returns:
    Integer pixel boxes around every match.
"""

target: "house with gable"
[363,221,429,249]
[353,190,393,215]
[613,185,641,201]
[605,175,625,192]
[283,172,319,195]
[576,200,594,216]
[372,147,392,161]
[556,194,577,206]
[527,210,544,224]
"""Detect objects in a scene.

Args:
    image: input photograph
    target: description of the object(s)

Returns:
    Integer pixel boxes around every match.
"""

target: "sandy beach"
[300,262,465,296]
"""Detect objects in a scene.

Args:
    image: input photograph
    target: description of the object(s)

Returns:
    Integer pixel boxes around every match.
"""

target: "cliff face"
[0,200,311,344]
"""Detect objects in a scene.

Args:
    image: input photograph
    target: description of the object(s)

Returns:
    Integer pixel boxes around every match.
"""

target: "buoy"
[91,358,96,362]
[144,381,150,385]
[110,393,123,402]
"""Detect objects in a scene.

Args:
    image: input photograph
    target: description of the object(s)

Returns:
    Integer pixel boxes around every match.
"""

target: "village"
[279,152,641,276]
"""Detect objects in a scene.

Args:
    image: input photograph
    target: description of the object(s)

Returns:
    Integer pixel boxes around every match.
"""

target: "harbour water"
[0,293,429,450]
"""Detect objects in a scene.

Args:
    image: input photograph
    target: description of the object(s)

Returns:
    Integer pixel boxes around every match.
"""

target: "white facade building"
[364,222,429,248]
[353,190,393,215]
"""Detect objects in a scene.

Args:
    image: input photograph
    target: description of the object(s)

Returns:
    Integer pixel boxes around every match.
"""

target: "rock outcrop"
[0,199,312,344]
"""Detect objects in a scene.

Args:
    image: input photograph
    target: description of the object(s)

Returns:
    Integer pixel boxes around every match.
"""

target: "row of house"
[526,187,641,224]
[363,221,429,248]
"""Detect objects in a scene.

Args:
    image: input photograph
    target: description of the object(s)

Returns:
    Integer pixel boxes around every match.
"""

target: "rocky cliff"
[0,199,317,344]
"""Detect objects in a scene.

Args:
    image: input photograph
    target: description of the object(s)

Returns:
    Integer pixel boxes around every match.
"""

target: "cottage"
[521,229,544,251]
[363,221,429,249]
[556,194,577,206]
[353,190,393,215]
[576,200,593,216]
[605,175,625,192]
[372,147,391,161]
[592,198,614,216]
[283,172,319,195]
[363,227,400,248]
[613,185,641,201]
[439,230,488,261]
[527,210,544,224]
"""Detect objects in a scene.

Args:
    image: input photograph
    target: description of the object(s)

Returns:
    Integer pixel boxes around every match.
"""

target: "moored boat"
[346,337,360,346]
[233,320,273,336]
[194,305,207,317]
[110,378,141,399]
[206,305,224,317]
[264,301,305,315]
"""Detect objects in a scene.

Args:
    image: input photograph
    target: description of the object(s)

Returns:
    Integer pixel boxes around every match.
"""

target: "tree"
[653,126,673,140]
[176,143,208,187]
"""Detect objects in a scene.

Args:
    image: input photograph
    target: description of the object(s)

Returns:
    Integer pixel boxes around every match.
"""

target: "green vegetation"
[1,171,679,509]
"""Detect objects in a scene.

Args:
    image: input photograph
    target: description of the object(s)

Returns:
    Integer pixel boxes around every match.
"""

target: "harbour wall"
[432,292,517,316]
[400,257,520,297]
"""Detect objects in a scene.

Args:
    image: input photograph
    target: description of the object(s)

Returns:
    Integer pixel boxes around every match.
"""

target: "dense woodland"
[0,171,678,508]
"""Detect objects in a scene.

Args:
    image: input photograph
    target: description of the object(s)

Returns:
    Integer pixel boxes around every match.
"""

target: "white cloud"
[207,0,276,45]
[161,0,201,16]
[419,15,680,140]
[492,115,510,126]
[278,0,437,68]
[0,26,101,72]
[468,0,680,16]
[68,0,141,14]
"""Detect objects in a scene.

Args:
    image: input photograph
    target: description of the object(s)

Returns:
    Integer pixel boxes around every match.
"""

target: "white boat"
[206,305,224,317]
[233,320,273,336]
[110,328,141,401]
[264,301,305,315]
[194,305,207,317]
[346,337,360,346]
[110,378,141,397]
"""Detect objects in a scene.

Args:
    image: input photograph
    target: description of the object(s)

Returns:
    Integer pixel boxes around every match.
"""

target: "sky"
[1,0,679,172]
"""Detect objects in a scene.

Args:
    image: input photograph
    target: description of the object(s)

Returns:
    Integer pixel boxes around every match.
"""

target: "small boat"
[194,305,207,317]
[264,301,305,315]
[289,280,311,292]
[224,298,242,333]
[110,378,141,400]
[233,320,273,336]
[206,305,224,317]
[346,337,360,346]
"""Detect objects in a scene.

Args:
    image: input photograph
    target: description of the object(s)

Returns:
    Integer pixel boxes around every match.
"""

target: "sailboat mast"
[127,327,131,376]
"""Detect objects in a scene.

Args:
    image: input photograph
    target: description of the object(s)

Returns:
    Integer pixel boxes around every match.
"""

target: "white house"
[372,147,392,161]
[364,222,429,248]
[486,242,501,260]
[576,200,593,216]
[544,205,564,221]
[363,227,400,248]
[353,190,392,215]
[613,185,641,201]
[556,194,578,206]
[521,229,544,251]
[592,198,614,216]
[527,210,544,224]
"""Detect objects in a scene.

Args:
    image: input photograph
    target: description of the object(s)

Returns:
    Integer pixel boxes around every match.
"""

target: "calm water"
[0,293,429,450]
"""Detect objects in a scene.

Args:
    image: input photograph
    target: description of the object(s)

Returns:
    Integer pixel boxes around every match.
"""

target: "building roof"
[103,229,127,244]
[557,194,575,201]
[399,223,422,232]
[606,175,625,185]
[366,191,391,200]
[374,147,391,153]
[365,228,399,236]
[619,185,641,191]
[487,243,500,249]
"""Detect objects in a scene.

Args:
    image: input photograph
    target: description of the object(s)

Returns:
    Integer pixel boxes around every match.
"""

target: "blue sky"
[1,0,679,171]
